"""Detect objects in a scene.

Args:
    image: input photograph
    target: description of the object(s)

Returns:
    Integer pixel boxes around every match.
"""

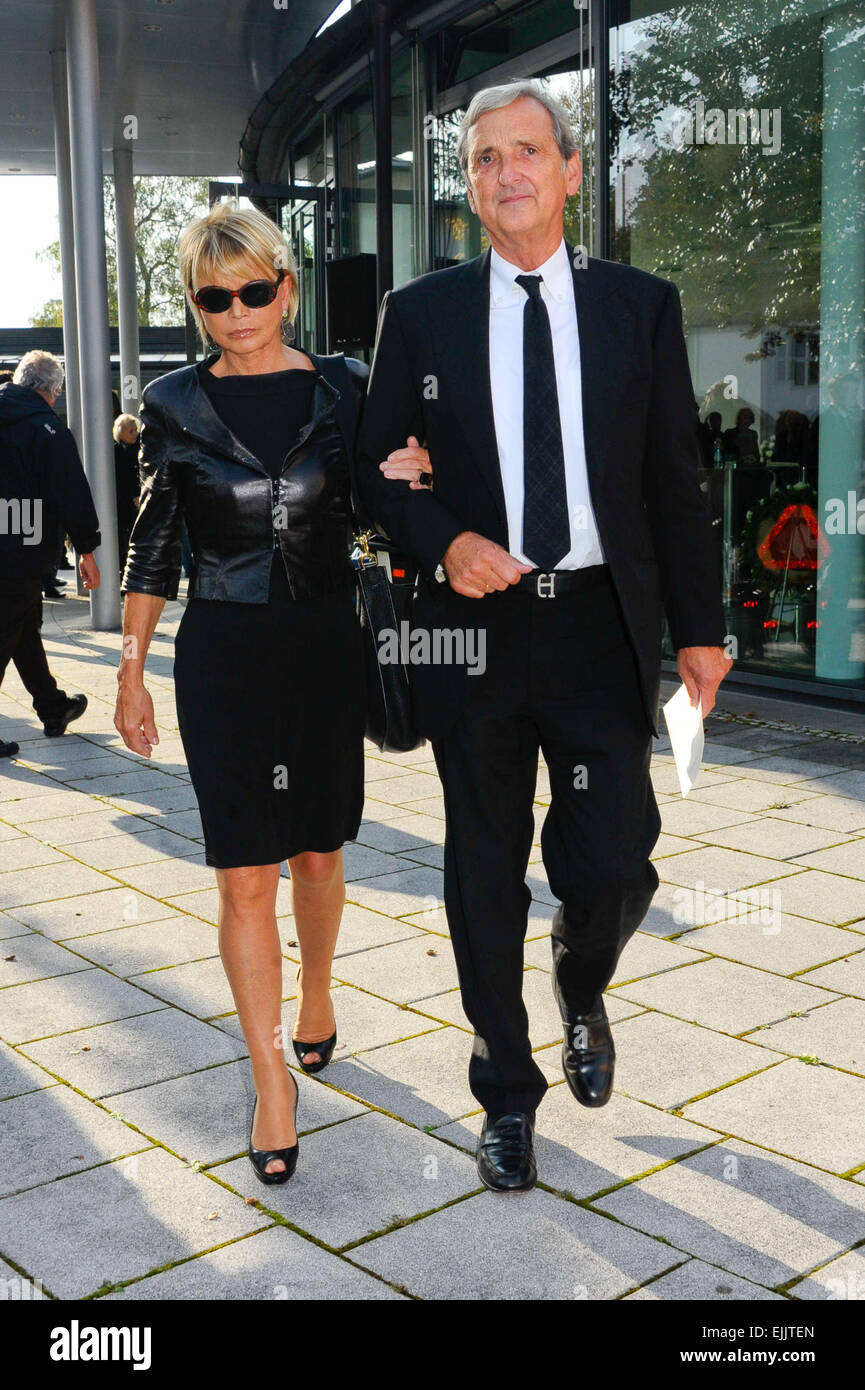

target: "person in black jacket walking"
[0,351,101,757]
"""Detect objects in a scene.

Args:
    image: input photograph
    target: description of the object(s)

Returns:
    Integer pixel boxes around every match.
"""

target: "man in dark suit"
[357,81,731,1192]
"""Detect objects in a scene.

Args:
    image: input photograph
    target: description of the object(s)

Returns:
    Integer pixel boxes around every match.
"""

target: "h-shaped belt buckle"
[536,571,556,597]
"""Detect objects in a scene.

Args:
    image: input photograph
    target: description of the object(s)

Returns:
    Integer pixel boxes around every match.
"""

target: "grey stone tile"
[214,985,440,1057]
[610,1011,784,1109]
[0,932,94,986]
[611,957,837,1035]
[799,947,865,997]
[396,844,444,870]
[0,1039,57,1099]
[65,768,180,798]
[377,794,445,820]
[106,783,200,816]
[21,1009,246,1098]
[332,933,460,1003]
[353,815,444,853]
[345,865,444,918]
[5,888,180,940]
[23,808,143,846]
[748,997,865,1075]
[760,870,865,927]
[362,772,443,805]
[322,1026,475,1129]
[0,911,31,940]
[112,854,212,897]
[790,1246,865,1301]
[593,1138,865,1286]
[105,1225,404,1300]
[0,1085,150,1196]
[104,1058,366,1165]
[695,817,857,860]
[658,801,754,837]
[69,826,204,870]
[771,798,865,834]
[682,1059,865,1172]
[625,1259,784,1300]
[213,1109,479,1249]
[0,860,114,909]
[1,969,165,1044]
[342,842,408,881]
[0,822,26,843]
[351,1186,674,1299]
[0,1147,270,1298]
[138,808,204,840]
[676,915,862,975]
[689,781,823,814]
[789,840,865,881]
[656,846,801,891]
[65,915,218,975]
[129,956,240,1019]
[0,839,66,871]
[0,1256,47,1299]
[330,904,425,957]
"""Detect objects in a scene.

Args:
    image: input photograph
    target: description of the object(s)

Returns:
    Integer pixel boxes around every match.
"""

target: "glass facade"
[275,0,864,704]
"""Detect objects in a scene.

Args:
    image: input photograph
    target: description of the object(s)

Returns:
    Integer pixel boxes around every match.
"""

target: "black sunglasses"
[192,270,285,314]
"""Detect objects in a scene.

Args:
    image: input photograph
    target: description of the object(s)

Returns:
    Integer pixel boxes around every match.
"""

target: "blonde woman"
[114,203,430,1184]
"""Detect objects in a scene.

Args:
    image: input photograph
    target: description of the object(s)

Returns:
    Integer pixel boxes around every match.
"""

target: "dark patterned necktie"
[514,273,570,571]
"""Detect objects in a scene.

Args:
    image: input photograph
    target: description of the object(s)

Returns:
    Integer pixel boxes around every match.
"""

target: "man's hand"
[677,645,733,717]
[114,681,159,758]
[443,531,533,598]
[79,553,100,590]
[378,435,432,489]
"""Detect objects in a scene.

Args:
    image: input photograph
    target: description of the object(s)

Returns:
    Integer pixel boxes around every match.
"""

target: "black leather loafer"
[43,693,87,738]
[476,1112,537,1192]
[561,994,615,1107]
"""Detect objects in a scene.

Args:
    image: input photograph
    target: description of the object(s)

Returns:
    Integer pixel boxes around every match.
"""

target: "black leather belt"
[510,564,611,597]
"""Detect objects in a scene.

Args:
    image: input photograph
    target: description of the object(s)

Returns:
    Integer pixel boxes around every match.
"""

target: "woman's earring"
[281,313,296,345]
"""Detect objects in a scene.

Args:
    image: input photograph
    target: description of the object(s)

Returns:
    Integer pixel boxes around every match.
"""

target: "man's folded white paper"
[662,683,704,797]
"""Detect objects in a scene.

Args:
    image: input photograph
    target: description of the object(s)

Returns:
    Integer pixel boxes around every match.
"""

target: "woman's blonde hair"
[177,201,299,343]
[112,413,141,443]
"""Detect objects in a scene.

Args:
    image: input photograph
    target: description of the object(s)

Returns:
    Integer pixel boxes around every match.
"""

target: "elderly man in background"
[112,413,142,577]
[0,351,101,756]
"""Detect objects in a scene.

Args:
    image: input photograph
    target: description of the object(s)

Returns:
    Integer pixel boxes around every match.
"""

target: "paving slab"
[610,1010,785,1109]
[105,1225,404,1300]
[674,914,862,975]
[789,840,865,881]
[68,826,205,870]
[0,1038,57,1099]
[330,904,425,957]
[64,915,218,975]
[611,957,838,1035]
[332,933,460,1003]
[681,1059,865,1172]
[0,1085,150,1196]
[771,798,865,834]
[688,781,824,814]
[789,1245,865,1301]
[103,1058,367,1165]
[655,846,801,891]
[757,870,865,927]
[353,815,445,853]
[746,996,865,1075]
[799,947,865,996]
[321,1026,476,1129]
[3,887,179,940]
[0,860,116,909]
[0,968,166,1044]
[213,1109,479,1250]
[344,865,445,918]
[20,1008,247,1098]
[0,932,95,986]
[350,1185,675,1299]
[593,1138,865,1287]
[624,1258,784,1300]
[0,1146,271,1299]
[694,817,857,860]
[129,956,243,1018]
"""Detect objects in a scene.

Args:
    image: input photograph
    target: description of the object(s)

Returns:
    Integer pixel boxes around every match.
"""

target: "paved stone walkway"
[1,585,864,1301]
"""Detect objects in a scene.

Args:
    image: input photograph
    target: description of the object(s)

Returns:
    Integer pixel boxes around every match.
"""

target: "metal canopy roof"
[0,0,339,176]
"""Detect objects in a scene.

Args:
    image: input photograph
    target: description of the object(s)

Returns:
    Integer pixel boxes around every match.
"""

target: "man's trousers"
[431,566,661,1121]
[0,578,69,724]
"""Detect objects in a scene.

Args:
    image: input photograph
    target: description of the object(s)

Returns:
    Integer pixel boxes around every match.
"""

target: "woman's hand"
[378,435,433,490]
[114,681,159,758]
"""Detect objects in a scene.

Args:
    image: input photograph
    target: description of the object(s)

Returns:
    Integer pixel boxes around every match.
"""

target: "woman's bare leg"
[288,848,345,1064]
[216,862,296,1175]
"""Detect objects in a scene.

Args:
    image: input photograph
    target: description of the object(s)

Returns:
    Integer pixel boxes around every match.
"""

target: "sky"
[0,176,62,327]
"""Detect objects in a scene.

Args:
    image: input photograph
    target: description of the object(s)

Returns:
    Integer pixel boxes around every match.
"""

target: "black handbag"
[318,353,426,754]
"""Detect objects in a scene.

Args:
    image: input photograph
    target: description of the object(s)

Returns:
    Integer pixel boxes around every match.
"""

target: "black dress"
[172,363,366,869]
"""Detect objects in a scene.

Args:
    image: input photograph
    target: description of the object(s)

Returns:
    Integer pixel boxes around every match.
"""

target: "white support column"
[66,0,121,630]
[50,48,82,457]
[112,143,141,417]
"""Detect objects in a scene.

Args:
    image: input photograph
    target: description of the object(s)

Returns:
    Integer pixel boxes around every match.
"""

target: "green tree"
[30,175,212,327]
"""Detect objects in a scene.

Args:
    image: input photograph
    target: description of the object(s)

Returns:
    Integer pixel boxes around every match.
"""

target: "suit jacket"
[356,241,726,740]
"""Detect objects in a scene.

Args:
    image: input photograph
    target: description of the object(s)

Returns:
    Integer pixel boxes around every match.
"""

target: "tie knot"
[514,273,543,301]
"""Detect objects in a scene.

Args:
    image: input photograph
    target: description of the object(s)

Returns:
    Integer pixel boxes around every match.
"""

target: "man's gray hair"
[13,350,64,398]
[456,80,577,179]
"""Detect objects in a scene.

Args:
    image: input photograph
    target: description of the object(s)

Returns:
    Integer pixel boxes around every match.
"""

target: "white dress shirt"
[488,237,605,569]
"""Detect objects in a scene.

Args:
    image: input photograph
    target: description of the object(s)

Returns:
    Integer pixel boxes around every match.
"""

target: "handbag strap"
[314,351,369,532]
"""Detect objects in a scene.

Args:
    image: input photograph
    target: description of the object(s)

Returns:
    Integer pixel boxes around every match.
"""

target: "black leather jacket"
[121,351,369,603]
